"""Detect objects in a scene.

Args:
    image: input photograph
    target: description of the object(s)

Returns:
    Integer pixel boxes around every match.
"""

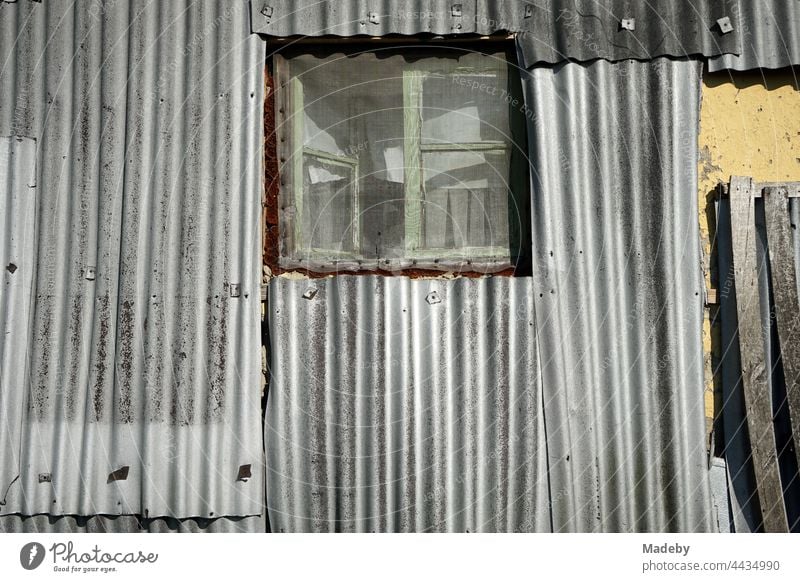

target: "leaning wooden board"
[729,176,788,532]
[763,186,800,477]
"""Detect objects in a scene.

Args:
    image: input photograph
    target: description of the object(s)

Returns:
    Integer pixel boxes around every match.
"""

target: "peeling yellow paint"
[698,70,800,434]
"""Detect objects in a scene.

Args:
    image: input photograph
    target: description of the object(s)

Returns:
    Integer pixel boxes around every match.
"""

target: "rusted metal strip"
[729,176,789,532]
[763,186,800,475]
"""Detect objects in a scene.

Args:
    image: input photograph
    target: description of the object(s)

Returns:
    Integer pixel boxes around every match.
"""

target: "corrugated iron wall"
[0,513,266,534]
[522,55,714,532]
[708,0,800,71]
[266,276,550,532]
[264,55,716,532]
[0,0,265,521]
[251,0,741,68]
[1,136,37,508]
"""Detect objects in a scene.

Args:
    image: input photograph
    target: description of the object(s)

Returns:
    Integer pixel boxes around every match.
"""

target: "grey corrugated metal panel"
[0,0,265,519]
[521,53,716,531]
[708,0,800,71]
[251,0,741,65]
[482,0,741,68]
[0,513,266,533]
[266,276,551,532]
[1,136,37,510]
[251,0,479,36]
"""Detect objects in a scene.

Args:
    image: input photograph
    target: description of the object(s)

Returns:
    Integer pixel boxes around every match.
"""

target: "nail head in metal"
[621,18,635,31]
[85,266,96,281]
[524,5,533,18]
[368,12,379,24]
[717,16,733,34]
[451,4,463,17]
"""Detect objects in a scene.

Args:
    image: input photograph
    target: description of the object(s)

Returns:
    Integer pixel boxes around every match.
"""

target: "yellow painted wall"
[698,69,800,444]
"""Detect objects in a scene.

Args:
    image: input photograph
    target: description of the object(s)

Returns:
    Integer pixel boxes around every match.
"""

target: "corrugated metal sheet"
[1,136,37,510]
[0,0,264,519]
[522,54,714,531]
[266,276,550,532]
[251,0,741,66]
[482,0,740,68]
[708,0,800,71]
[0,513,266,533]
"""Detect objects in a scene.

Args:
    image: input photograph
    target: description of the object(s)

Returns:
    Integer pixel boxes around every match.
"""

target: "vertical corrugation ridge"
[0,0,265,520]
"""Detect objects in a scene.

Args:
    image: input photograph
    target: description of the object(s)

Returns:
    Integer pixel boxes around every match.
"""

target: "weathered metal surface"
[481,0,740,68]
[266,276,550,532]
[0,513,266,533]
[252,0,741,66]
[764,187,800,476]
[728,177,788,532]
[0,0,265,519]
[708,0,800,71]
[267,271,716,531]
[521,54,715,531]
[0,136,37,510]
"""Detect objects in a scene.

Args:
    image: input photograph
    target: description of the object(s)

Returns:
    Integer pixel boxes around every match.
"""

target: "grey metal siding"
[0,0,265,520]
[522,55,715,531]
[252,0,741,66]
[708,0,800,71]
[1,136,37,509]
[266,276,551,532]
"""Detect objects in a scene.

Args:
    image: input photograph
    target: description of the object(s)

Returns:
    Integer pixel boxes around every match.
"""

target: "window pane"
[422,150,510,251]
[301,155,357,253]
[278,50,520,270]
[421,71,509,146]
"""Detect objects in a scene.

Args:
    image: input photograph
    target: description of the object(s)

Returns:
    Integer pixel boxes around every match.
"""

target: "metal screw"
[621,18,635,31]
[39,473,52,483]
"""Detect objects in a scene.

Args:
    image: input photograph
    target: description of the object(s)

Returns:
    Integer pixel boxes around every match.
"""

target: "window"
[274,46,529,273]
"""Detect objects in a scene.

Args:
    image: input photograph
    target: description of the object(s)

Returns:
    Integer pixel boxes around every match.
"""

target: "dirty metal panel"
[251,0,741,66]
[0,0,264,519]
[709,0,800,71]
[521,54,716,531]
[266,275,550,532]
[251,0,479,37]
[0,513,266,533]
[481,0,741,67]
[0,136,37,510]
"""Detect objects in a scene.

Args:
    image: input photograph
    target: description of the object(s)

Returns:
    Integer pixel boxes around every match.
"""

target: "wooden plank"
[729,176,789,532]
[402,69,423,252]
[763,186,800,475]
[755,182,800,198]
